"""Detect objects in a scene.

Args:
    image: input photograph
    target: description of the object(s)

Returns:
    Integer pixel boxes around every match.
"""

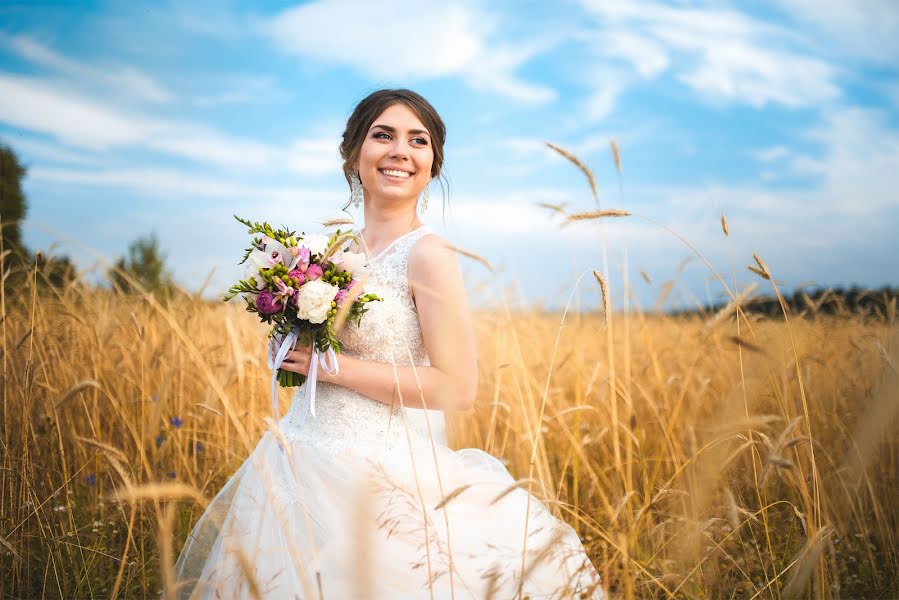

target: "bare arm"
[281,234,477,412]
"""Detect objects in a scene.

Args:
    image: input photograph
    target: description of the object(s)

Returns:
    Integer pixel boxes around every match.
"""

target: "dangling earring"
[349,172,363,208]
[419,181,430,213]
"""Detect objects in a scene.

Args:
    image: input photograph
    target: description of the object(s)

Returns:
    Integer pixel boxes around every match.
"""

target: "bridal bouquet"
[224,216,380,417]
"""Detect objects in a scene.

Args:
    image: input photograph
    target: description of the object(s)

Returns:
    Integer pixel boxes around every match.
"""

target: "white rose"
[295,279,339,324]
[335,251,369,278]
[299,234,330,257]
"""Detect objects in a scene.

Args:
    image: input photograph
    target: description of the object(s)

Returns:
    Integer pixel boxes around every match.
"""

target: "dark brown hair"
[339,89,448,208]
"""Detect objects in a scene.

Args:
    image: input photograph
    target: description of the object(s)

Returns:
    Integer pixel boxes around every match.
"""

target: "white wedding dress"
[175,227,604,599]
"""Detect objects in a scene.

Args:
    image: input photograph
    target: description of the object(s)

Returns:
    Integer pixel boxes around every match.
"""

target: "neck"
[360,195,422,250]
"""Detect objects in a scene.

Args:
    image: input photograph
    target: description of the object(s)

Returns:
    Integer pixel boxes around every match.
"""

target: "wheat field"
[1,249,896,599]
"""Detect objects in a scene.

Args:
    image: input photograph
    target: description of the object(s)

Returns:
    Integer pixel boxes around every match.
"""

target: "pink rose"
[305,264,324,280]
[335,289,348,306]
[255,290,281,314]
[289,268,306,286]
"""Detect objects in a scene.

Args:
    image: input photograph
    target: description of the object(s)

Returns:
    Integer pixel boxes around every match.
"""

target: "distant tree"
[109,233,176,297]
[0,143,28,258]
[36,251,76,289]
[0,143,75,294]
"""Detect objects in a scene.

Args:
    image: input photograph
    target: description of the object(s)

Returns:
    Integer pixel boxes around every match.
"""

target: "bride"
[175,89,604,599]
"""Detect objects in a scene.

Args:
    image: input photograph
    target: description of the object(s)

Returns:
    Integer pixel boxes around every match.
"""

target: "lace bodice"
[280,226,434,453]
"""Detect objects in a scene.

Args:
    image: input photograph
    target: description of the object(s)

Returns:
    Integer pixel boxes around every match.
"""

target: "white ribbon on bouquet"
[268,328,339,425]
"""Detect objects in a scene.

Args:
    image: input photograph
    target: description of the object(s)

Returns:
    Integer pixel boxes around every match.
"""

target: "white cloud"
[0,73,313,172]
[1,34,172,103]
[464,43,558,104]
[0,74,147,149]
[578,0,841,110]
[286,138,342,176]
[262,0,555,104]
[600,30,669,78]
[776,0,899,64]
[803,107,899,213]
[752,145,790,163]
[5,134,105,167]
[673,38,839,108]
[265,2,482,78]
[583,78,625,122]
[30,165,341,207]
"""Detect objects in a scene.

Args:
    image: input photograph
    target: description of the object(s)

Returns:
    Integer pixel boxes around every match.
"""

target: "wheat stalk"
[563,209,631,227]
[321,216,356,228]
[545,142,599,203]
[610,139,622,174]
[447,244,495,272]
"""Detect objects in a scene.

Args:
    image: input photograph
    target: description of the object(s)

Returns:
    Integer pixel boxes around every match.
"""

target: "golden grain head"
[609,139,622,174]
[747,265,770,280]
[753,252,771,276]
[446,243,495,273]
[545,141,599,201]
[563,209,631,227]
[321,216,356,227]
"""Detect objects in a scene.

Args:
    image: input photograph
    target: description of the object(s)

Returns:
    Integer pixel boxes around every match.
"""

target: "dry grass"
[2,143,897,598]
[1,257,897,598]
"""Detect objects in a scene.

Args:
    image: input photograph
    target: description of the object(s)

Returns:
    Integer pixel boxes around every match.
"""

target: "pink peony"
[289,268,306,286]
[346,279,358,290]
[335,289,348,306]
[255,290,281,314]
[305,264,324,280]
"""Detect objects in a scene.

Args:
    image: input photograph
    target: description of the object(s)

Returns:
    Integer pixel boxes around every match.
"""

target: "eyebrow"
[369,123,431,137]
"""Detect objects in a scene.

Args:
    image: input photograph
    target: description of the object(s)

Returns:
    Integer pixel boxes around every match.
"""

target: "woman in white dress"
[175,89,603,599]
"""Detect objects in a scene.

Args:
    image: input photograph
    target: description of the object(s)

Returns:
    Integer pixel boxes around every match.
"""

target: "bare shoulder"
[408,233,458,275]
[409,233,461,288]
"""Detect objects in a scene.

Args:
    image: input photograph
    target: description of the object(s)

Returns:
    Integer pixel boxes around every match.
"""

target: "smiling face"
[355,103,434,207]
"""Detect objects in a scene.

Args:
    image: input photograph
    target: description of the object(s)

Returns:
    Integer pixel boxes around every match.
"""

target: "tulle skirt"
[174,413,603,599]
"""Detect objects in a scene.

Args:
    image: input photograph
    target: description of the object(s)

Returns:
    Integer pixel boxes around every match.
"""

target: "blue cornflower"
[155,434,165,448]
[169,416,183,429]
[195,441,204,453]
[167,471,176,479]
[85,474,97,486]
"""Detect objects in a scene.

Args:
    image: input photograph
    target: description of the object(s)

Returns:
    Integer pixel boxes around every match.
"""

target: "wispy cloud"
[776,0,899,64]
[286,137,342,176]
[578,0,841,112]
[261,0,556,104]
[752,145,790,163]
[0,72,315,173]
[30,165,341,207]
[1,34,172,103]
[0,74,147,149]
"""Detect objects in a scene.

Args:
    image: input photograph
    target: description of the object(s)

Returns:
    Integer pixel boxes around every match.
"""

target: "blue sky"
[1,0,897,310]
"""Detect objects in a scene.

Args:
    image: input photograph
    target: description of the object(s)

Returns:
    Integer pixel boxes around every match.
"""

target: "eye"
[412,137,429,146]
[373,131,392,140]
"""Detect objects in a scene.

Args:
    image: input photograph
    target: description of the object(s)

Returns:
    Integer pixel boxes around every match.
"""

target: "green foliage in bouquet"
[224,214,382,388]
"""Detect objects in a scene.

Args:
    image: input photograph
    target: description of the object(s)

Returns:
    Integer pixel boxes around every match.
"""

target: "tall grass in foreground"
[1,252,896,598]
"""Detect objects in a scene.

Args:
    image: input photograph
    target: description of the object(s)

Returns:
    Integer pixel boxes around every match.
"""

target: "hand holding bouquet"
[224,216,381,420]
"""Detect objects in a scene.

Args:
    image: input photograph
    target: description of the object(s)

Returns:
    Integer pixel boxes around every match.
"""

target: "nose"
[388,137,411,160]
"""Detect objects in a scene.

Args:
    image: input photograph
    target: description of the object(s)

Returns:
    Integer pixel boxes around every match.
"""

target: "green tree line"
[1,142,175,297]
